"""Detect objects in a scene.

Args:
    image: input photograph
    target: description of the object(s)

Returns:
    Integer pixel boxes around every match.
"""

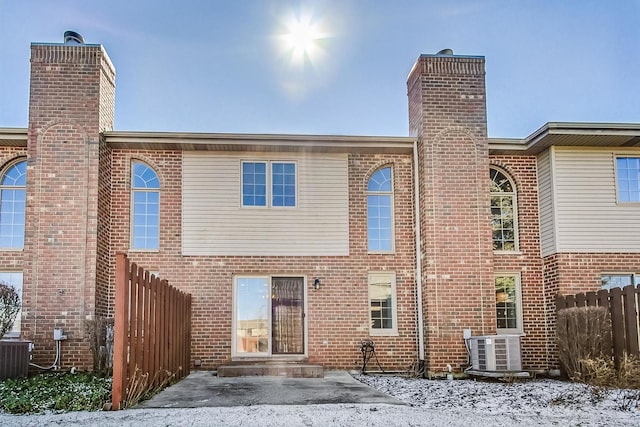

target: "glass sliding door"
[235,277,270,354]
[234,276,305,357]
[271,277,304,355]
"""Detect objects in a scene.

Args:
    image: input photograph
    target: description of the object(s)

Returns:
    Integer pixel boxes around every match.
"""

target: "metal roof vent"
[437,48,453,55]
[64,31,85,45]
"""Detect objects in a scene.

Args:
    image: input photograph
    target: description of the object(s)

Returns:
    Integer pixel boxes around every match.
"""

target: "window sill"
[0,248,24,252]
[128,248,160,253]
[493,250,522,256]
[369,329,399,337]
[496,330,525,337]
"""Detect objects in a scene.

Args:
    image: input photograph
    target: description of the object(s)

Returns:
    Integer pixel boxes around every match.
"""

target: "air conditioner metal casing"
[468,335,522,372]
[0,339,31,379]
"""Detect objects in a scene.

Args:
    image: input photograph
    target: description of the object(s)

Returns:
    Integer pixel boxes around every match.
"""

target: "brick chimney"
[23,31,115,369]
[408,50,495,371]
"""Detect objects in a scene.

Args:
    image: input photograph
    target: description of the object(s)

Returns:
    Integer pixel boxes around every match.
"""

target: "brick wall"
[408,53,496,372]
[491,155,548,370]
[104,150,419,371]
[22,42,115,369]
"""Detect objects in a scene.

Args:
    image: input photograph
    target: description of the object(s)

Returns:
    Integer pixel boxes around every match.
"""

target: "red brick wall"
[104,150,419,371]
[491,155,548,370]
[22,43,115,369]
[408,54,496,373]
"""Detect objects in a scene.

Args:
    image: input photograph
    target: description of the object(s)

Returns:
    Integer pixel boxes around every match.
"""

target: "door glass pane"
[236,278,269,354]
[271,277,304,354]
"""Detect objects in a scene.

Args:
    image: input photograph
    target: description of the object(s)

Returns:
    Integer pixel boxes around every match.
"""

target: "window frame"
[0,271,23,338]
[368,271,398,336]
[615,156,640,203]
[494,272,524,335]
[490,167,519,253]
[0,159,27,250]
[130,161,160,251]
[240,160,297,208]
[367,166,395,253]
[601,273,638,290]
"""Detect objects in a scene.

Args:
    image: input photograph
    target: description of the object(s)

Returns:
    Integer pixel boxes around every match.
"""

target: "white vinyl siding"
[537,149,557,257]
[552,147,640,253]
[183,152,349,256]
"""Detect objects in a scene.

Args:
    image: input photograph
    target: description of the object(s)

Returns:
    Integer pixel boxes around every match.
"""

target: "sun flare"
[277,12,328,68]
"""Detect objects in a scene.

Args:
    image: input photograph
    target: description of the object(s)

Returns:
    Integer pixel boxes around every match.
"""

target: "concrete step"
[217,363,324,378]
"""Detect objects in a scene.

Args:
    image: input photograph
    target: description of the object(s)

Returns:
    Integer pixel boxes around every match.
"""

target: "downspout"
[413,140,425,363]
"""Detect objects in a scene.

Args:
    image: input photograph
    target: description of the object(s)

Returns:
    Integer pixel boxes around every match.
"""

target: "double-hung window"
[131,162,160,250]
[367,166,393,252]
[616,157,640,202]
[241,161,296,208]
[369,271,398,336]
[495,273,523,334]
[0,160,26,249]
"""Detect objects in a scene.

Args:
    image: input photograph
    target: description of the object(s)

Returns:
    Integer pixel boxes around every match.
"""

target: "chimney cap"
[64,31,85,45]
[436,48,453,55]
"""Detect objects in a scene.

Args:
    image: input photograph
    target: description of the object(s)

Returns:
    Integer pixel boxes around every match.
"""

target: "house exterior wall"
[105,149,418,370]
[182,152,350,256]
[19,42,115,368]
[490,155,548,370]
[408,54,497,372]
[548,147,640,252]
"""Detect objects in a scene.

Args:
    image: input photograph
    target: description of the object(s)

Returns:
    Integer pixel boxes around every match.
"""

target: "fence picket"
[557,285,640,369]
[111,253,191,410]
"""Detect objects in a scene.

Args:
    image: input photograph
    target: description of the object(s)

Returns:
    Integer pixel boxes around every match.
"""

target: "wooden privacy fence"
[556,284,640,366]
[112,252,192,410]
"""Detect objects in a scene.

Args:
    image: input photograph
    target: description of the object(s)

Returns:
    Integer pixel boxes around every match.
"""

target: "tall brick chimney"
[407,50,495,371]
[23,31,115,368]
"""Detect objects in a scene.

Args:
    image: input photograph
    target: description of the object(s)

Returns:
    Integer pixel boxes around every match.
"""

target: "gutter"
[413,141,425,362]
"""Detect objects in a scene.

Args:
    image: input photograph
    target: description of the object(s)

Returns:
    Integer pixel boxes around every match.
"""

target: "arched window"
[0,160,26,249]
[367,166,393,252]
[490,167,518,252]
[131,162,160,250]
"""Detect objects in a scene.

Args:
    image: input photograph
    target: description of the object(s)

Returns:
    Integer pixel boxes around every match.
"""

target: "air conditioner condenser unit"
[468,335,522,372]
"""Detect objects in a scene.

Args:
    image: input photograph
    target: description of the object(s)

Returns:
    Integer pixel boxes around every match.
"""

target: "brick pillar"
[23,33,115,369]
[407,52,495,372]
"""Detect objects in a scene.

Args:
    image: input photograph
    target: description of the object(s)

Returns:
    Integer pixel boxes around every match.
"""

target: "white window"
[367,166,394,252]
[241,161,297,208]
[131,162,160,250]
[495,273,523,334]
[601,273,638,290]
[369,271,398,336]
[0,271,23,337]
[490,167,518,252]
[616,157,640,203]
[0,160,26,249]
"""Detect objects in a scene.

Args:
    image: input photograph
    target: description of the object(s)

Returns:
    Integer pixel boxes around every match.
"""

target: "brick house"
[1,33,639,374]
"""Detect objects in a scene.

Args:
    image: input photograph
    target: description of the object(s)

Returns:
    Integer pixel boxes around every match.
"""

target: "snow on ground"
[1,375,639,426]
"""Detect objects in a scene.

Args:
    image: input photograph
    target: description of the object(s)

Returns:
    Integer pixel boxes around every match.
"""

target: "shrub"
[557,306,611,381]
[0,282,20,337]
[0,372,111,414]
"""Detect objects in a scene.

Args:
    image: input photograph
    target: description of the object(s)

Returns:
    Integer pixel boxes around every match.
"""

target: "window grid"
[241,161,296,208]
[369,272,397,335]
[616,157,640,203]
[242,162,267,207]
[495,274,522,334]
[490,168,518,252]
[367,167,393,252]
[131,162,160,250]
[0,161,26,249]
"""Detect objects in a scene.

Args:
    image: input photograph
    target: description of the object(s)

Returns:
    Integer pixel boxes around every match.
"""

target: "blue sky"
[0,1,638,138]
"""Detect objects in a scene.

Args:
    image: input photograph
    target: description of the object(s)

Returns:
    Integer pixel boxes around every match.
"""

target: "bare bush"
[0,282,20,337]
[85,317,114,375]
[557,306,611,381]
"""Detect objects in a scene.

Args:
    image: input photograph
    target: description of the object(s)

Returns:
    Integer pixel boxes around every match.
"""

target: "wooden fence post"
[112,252,129,410]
